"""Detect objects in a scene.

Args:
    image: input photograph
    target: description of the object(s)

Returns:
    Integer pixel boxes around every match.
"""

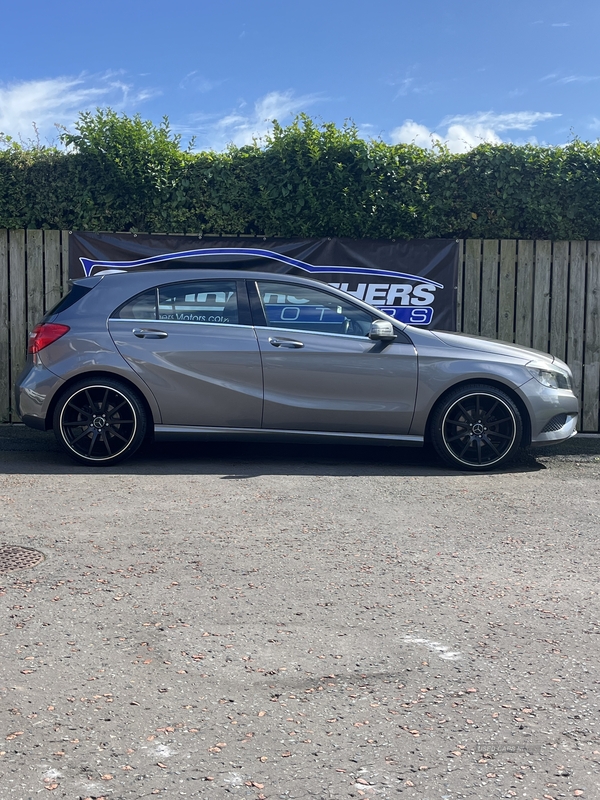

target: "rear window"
[43,284,93,319]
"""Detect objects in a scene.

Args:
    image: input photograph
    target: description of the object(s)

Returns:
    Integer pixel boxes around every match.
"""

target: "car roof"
[81,268,347,290]
[97,268,328,280]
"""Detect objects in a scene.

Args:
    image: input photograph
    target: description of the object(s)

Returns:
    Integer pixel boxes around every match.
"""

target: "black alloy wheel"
[431,384,523,470]
[53,379,147,466]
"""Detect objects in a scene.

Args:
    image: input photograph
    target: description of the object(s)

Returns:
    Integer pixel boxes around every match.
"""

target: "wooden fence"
[0,230,70,423]
[456,239,600,432]
[1,231,599,431]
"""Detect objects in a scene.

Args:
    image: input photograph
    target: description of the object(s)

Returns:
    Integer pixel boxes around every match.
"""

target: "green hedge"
[1,110,600,239]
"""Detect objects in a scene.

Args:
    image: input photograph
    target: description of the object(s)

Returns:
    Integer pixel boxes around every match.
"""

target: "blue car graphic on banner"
[79,247,444,326]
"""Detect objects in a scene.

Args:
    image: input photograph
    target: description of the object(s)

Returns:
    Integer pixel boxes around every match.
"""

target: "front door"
[252,280,418,434]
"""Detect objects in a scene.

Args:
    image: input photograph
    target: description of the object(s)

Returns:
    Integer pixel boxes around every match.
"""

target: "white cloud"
[443,111,559,131]
[182,90,322,150]
[0,74,159,145]
[390,120,444,150]
[391,111,560,153]
[391,119,502,153]
[541,73,599,86]
[393,77,415,98]
[555,75,600,85]
[388,70,436,100]
[179,71,223,93]
[356,121,379,140]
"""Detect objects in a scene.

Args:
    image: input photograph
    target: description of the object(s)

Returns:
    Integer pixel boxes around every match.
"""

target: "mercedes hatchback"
[15,270,578,470]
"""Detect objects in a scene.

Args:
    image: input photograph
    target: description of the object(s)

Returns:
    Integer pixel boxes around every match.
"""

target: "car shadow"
[0,425,547,477]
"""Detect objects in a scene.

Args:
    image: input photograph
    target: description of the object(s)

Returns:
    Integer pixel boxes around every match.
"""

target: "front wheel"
[53,379,147,466]
[430,384,523,470]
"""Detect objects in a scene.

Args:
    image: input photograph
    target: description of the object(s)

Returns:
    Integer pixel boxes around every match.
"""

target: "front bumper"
[521,377,579,445]
[530,412,578,445]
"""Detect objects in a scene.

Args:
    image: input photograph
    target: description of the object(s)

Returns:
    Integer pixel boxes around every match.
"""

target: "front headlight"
[527,365,572,390]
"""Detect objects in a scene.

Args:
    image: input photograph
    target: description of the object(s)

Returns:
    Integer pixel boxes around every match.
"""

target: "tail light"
[28,323,70,354]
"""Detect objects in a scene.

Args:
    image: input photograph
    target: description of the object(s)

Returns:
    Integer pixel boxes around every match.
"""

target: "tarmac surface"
[1,425,599,799]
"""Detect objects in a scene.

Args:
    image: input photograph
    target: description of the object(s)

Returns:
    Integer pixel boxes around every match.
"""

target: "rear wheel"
[53,379,147,466]
[430,384,523,470]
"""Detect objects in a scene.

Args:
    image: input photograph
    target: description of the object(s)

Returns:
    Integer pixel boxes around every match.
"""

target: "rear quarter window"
[112,289,158,320]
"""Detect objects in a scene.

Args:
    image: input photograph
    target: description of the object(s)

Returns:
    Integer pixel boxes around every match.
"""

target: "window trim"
[235,279,254,326]
[247,280,268,327]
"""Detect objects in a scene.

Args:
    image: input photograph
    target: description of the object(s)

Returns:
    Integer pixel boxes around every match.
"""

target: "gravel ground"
[0,426,599,799]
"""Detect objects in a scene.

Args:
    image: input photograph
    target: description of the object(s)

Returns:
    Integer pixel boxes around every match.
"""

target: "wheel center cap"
[92,417,106,429]
[472,423,484,435]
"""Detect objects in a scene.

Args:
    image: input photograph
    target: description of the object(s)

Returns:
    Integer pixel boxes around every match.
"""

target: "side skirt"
[154,425,424,448]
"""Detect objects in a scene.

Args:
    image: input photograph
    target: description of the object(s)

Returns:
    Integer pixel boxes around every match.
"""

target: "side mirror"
[368,320,397,341]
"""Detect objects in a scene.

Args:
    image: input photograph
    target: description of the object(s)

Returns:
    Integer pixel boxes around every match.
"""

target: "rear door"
[251,279,418,434]
[108,279,263,427]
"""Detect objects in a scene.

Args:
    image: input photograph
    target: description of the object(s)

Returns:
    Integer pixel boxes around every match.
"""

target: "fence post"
[0,230,8,423]
[9,230,26,422]
[583,242,600,431]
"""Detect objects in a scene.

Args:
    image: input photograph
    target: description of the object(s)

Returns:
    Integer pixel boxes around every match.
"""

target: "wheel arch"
[424,378,531,447]
[45,370,158,436]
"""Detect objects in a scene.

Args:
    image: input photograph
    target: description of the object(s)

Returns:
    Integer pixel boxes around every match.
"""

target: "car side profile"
[16,270,578,470]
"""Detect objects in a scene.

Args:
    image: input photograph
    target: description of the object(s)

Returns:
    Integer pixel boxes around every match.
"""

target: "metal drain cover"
[0,544,45,574]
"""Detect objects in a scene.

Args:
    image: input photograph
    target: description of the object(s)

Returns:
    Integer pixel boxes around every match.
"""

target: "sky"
[0,0,598,154]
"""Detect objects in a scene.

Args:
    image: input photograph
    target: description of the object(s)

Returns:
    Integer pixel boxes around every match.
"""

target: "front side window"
[256,280,374,336]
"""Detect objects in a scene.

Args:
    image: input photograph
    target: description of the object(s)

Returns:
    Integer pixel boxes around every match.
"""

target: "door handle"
[269,338,304,348]
[132,328,168,339]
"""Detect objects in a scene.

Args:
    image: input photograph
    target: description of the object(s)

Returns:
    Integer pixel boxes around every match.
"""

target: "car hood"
[429,330,556,365]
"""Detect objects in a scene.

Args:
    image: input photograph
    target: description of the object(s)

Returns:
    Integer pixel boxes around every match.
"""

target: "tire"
[430,384,523,471]
[53,379,147,466]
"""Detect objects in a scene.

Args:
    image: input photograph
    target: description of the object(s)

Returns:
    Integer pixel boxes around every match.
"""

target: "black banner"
[69,233,458,330]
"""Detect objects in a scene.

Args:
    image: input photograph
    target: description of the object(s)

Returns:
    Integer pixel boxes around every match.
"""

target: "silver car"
[15,269,578,470]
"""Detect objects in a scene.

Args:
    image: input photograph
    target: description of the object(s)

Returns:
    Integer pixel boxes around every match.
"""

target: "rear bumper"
[15,362,64,430]
[20,413,47,431]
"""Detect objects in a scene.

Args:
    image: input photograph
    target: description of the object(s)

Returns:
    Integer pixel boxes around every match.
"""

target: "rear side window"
[112,281,240,325]
[158,281,238,324]
[112,289,158,320]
